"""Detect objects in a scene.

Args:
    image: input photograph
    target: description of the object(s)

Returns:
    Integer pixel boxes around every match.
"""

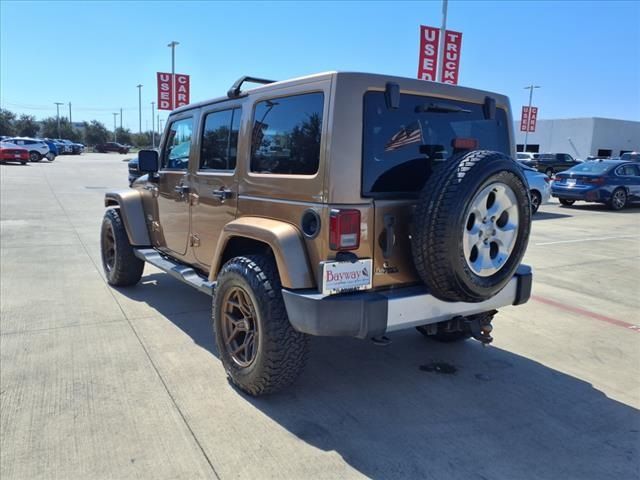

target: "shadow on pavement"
[120,273,640,480]
[532,210,573,221]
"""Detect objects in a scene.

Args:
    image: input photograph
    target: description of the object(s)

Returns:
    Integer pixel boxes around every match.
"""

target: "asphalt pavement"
[1,153,639,480]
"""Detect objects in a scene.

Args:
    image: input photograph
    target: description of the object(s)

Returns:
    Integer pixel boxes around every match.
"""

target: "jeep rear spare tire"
[411,150,531,303]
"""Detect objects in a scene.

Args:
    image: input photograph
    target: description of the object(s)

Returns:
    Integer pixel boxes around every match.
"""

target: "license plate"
[567,178,576,186]
[14,154,21,158]
[321,259,372,295]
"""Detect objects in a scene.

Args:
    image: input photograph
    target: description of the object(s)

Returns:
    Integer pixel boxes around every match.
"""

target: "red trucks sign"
[157,72,190,110]
[440,30,462,84]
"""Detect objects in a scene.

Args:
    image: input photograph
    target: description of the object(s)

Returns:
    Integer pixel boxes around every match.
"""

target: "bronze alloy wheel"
[102,223,116,273]
[221,286,259,367]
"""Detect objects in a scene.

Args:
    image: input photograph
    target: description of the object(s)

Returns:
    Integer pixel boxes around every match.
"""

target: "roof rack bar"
[227,76,277,98]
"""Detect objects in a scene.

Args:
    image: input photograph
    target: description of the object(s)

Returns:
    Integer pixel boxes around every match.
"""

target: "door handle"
[212,188,234,203]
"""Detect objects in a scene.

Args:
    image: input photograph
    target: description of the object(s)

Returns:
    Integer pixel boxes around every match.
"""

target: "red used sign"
[417,25,440,81]
[440,30,462,84]
[520,107,530,132]
[157,72,190,110]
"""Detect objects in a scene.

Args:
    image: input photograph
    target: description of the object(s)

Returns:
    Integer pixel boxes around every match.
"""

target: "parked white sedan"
[521,164,551,214]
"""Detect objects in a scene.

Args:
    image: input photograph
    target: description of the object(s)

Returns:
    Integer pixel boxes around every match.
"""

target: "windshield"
[566,162,615,174]
[362,92,510,196]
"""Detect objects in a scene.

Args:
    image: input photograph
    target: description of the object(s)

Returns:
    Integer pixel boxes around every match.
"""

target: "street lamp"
[137,84,143,134]
[54,102,64,138]
[523,85,541,153]
[151,102,156,148]
[112,112,119,141]
[167,41,179,109]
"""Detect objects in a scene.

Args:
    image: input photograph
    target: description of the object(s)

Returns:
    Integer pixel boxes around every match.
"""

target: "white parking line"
[535,234,640,246]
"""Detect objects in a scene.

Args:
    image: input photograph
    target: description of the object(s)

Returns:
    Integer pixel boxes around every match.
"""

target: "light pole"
[523,85,541,152]
[137,84,143,134]
[68,102,72,123]
[436,0,448,82]
[167,41,179,109]
[151,101,156,148]
[120,108,123,130]
[112,112,118,141]
[54,102,64,138]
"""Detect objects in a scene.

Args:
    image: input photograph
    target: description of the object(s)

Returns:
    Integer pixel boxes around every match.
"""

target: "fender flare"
[210,217,314,289]
[104,190,151,246]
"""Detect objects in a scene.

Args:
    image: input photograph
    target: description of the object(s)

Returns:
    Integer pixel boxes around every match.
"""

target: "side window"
[250,92,324,175]
[617,165,638,176]
[161,117,193,170]
[199,108,241,171]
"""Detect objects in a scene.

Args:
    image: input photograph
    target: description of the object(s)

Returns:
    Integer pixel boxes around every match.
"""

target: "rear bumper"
[551,185,607,202]
[282,265,532,339]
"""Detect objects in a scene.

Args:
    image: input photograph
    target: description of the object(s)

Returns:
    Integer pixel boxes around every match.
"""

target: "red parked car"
[0,142,29,165]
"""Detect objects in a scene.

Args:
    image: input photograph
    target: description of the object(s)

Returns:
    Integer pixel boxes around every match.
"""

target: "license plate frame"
[566,178,577,186]
[320,259,372,296]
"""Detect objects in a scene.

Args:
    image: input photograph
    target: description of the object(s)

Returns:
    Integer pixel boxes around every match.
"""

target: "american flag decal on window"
[384,123,423,151]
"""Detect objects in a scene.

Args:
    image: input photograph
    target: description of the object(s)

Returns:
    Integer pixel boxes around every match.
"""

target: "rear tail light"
[584,177,606,185]
[452,138,479,150]
[329,209,360,250]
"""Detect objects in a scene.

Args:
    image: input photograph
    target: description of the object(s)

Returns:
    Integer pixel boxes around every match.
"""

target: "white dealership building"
[514,117,640,159]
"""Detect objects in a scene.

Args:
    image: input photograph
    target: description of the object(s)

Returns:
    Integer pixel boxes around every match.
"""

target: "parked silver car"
[522,164,551,213]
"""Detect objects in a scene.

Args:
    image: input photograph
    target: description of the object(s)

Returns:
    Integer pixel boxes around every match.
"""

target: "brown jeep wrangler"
[101,72,532,395]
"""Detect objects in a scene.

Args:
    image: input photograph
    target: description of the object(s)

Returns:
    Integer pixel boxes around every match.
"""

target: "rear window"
[362,92,510,196]
[567,162,614,174]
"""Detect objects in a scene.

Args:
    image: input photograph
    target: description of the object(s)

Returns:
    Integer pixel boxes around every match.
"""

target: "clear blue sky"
[1,0,638,131]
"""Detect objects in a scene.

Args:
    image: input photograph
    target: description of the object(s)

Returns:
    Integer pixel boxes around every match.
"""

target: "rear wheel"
[609,188,627,210]
[100,209,144,286]
[29,151,41,162]
[213,255,309,396]
[559,198,575,206]
[530,190,542,214]
[411,150,531,303]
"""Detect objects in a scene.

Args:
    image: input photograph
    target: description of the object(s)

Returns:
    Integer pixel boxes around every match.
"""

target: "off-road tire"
[609,188,627,211]
[213,255,309,396]
[530,190,541,214]
[559,198,575,206]
[100,208,144,286]
[411,150,531,303]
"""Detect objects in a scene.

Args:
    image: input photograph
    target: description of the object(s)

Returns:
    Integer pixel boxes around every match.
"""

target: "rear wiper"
[415,102,472,114]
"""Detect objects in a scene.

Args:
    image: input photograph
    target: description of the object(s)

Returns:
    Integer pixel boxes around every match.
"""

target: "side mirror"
[138,150,159,173]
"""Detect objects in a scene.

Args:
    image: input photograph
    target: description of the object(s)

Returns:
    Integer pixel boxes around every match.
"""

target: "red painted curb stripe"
[531,295,639,332]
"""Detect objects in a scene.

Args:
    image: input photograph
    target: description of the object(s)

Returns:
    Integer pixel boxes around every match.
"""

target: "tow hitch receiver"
[466,310,496,345]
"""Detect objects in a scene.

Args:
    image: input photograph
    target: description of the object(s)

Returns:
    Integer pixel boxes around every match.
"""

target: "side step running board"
[133,248,215,296]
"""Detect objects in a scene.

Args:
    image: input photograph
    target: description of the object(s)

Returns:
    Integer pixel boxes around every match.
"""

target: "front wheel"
[213,255,309,396]
[559,198,575,206]
[100,209,144,286]
[609,188,627,210]
[29,151,41,162]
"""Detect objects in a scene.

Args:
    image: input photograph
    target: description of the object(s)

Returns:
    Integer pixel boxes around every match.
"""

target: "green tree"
[131,132,153,148]
[15,114,40,137]
[114,127,132,146]
[40,116,80,141]
[83,120,110,146]
[0,109,17,136]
